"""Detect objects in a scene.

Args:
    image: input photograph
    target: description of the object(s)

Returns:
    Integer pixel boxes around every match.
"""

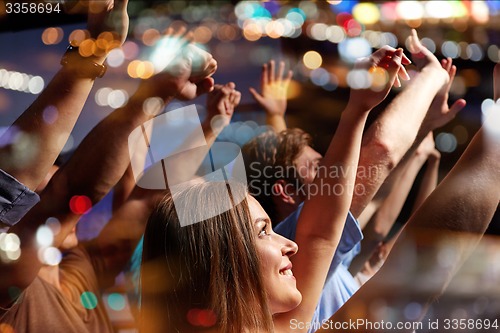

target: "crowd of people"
[0,1,499,332]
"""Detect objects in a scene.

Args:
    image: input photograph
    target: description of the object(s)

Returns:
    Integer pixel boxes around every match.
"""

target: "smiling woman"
[140,181,274,333]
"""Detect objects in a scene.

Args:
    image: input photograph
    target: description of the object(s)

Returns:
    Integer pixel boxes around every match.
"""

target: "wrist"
[135,78,179,103]
[266,113,285,120]
[420,66,449,87]
[344,100,373,116]
[60,44,107,79]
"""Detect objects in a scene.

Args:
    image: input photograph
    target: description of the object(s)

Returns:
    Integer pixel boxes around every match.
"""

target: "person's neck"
[38,265,61,290]
[275,201,300,223]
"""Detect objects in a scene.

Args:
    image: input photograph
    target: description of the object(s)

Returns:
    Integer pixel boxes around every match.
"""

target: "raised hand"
[422,57,466,133]
[249,60,293,118]
[407,29,441,71]
[86,0,129,46]
[138,27,217,101]
[347,46,411,112]
[205,82,241,132]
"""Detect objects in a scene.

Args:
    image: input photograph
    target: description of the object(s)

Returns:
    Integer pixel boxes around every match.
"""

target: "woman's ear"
[272,180,296,205]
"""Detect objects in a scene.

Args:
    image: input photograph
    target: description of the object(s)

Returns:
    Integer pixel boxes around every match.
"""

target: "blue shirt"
[0,169,40,232]
[274,203,363,331]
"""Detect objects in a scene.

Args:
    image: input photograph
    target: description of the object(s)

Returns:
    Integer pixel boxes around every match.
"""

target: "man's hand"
[421,57,466,133]
[347,46,411,112]
[205,82,241,132]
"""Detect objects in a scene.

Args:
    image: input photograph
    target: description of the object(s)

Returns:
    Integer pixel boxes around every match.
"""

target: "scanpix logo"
[128,104,247,226]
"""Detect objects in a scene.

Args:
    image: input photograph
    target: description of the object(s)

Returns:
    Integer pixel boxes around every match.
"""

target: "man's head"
[242,128,322,224]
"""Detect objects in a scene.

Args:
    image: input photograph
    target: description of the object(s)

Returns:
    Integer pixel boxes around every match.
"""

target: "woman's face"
[247,195,302,314]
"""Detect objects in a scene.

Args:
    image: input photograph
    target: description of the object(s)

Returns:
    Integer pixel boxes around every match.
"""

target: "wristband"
[60,44,107,79]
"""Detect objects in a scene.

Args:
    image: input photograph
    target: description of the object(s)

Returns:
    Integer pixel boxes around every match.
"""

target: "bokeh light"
[39,246,62,266]
[397,1,424,20]
[108,89,129,108]
[36,225,54,247]
[69,195,92,215]
[143,97,165,117]
[338,37,372,63]
[42,106,58,125]
[81,291,98,310]
[42,27,63,45]
[107,293,126,311]
[303,51,322,69]
[353,3,380,25]
[435,132,458,153]
[186,308,217,327]
[106,48,125,68]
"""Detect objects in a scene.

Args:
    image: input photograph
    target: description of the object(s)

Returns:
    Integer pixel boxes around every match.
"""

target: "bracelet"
[60,44,107,79]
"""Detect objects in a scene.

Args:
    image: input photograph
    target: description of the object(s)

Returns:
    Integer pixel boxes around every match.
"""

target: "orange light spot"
[69,29,90,47]
[78,39,96,58]
[142,29,161,46]
[42,27,63,45]
[127,60,141,79]
[193,26,213,44]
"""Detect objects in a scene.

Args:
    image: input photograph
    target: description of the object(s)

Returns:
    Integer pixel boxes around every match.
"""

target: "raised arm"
[350,30,459,219]
[274,47,408,332]
[321,64,500,333]
[0,0,128,191]
[411,147,440,213]
[249,60,292,132]
[349,133,436,275]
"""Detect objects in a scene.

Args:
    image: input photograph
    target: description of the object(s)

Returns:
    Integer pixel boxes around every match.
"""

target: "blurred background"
[1,1,499,332]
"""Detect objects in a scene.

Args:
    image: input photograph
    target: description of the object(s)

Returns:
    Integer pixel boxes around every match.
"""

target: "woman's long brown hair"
[140,181,273,333]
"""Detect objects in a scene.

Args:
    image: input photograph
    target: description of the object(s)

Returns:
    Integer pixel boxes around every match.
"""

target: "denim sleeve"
[0,169,40,229]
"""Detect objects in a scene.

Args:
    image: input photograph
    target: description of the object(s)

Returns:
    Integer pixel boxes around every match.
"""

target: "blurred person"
[0,24,217,333]
[0,0,128,233]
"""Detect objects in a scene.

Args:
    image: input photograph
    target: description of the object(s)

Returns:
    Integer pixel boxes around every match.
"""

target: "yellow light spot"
[79,39,96,58]
[368,66,389,91]
[41,27,63,45]
[127,60,141,79]
[138,61,155,79]
[94,38,108,57]
[286,80,301,99]
[98,31,115,43]
[353,3,380,25]
[68,29,89,47]
[303,51,322,69]
[142,29,161,46]
[406,19,423,29]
